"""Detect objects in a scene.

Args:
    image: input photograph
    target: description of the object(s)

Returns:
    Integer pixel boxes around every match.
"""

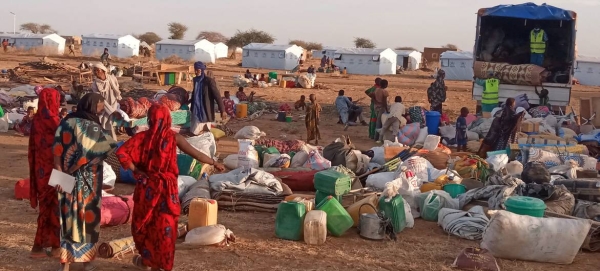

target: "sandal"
[30,249,51,259]
[132,255,150,270]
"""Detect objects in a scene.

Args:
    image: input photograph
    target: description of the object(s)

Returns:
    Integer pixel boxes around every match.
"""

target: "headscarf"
[64,93,104,124]
[29,88,61,208]
[192,61,208,122]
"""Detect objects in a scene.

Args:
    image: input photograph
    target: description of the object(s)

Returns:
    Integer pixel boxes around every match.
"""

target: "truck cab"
[472,3,577,111]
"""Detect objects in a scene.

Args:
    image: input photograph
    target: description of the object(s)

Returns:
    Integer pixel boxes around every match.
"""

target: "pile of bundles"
[119,86,188,119]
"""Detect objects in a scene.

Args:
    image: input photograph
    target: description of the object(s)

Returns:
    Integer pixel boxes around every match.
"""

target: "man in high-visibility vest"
[530,25,548,66]
[475,72,499,114]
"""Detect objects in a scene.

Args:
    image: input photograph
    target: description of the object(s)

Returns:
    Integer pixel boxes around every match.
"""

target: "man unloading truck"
[475,72,499,115]
[530,24,547,66]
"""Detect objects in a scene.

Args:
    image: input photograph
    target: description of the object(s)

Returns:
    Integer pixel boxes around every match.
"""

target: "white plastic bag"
[234,126,266,140]
[404,201,415,228]
[481,210,591,264]
[415,127,428,144]
[181,132,216,158]
[224,154,239,170]
[290,150,309,167]
[304,150,331,170]
[183,224,236,246]
[486,154,509,171]
[0,115,8,133]
[423,135,441,151]
[237,139,259,169]
[365,172,396,191]
[383,138,403,147]
[102,162,116,191]
[177,176,197,198]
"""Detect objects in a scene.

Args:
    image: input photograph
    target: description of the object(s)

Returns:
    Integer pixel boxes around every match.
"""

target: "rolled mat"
[473,61,548,86]
[98,237,135,259]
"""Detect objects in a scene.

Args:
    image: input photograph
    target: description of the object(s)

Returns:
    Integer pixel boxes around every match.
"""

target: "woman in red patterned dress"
[28,88,61,258]
[117,104,224,271]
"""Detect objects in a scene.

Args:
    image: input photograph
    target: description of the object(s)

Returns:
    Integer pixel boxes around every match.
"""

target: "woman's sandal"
[30,249,51,259]
[132,255,150,270]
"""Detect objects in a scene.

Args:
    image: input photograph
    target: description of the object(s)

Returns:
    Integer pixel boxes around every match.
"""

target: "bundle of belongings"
[474,61,550,85]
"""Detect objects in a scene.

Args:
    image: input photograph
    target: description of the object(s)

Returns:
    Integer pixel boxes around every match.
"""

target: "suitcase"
[553,179,600,202]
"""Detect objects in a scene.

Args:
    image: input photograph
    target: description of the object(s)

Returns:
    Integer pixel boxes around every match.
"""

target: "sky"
[2,0,599,55]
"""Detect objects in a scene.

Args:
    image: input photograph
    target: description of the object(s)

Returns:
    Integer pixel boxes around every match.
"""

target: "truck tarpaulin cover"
[481,3,574,21]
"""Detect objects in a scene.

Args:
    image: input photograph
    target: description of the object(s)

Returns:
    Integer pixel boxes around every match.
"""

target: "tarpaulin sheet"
[481,3,574,21]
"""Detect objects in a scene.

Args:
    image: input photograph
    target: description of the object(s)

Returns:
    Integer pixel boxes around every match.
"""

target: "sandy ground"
[1,52,600,271]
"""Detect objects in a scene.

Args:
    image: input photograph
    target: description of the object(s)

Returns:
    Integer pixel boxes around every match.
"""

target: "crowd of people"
[25,60,229,271]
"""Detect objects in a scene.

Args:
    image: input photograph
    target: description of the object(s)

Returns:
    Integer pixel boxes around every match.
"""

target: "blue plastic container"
[425,111,441,135]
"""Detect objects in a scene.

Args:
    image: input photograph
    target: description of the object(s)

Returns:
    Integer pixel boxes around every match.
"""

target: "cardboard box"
[521,122,540,133]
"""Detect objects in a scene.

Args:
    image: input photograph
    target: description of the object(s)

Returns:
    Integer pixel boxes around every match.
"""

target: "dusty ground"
[1,52,600,271]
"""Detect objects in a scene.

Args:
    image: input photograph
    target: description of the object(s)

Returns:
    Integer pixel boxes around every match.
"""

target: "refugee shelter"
[81,34,140,58]
[575,56,600,87]
[395,50,423,70]
[0,33,65,54]
[334,48,397,75]
[242,43,304,71]
[312,46,340,59]
[214,42,229,59]
[440,51,474,81]
[156,39,216,63]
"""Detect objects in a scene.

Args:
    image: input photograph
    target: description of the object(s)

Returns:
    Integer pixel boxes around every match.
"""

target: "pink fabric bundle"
[101,195,134,227]
[159,94,181,111]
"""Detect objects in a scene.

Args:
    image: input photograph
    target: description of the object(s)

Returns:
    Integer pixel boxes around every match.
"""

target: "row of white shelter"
[0,32,229,63]
[311,48,423,72]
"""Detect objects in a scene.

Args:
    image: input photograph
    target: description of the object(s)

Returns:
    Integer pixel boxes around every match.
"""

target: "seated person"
[222,91,236,118]
[244,69,253,79]
[295,95,306,111]
[236,87,248,102]
[377,96,407,143]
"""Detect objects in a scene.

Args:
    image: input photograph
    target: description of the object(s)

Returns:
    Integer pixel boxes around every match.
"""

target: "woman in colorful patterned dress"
[117,104,224,271]
[29,88,61,258]
[53,93,117,271]
[365,77,381,139]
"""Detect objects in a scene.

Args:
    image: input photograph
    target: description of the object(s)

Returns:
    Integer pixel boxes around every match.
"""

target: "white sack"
[234,126,266,140]
[177,176,197,198]
[183,224,235,246]
[180,132,216,158]
[224,154,239,170]
[102,162,116,191]
[481,210,591,264]
[290,151,309,168]
[423,135,441,151]
[365,172,397,191]
[415,127,428,144]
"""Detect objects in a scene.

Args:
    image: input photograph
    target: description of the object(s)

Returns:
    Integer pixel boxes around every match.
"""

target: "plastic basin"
[443,184,467,198]
[505,196,546,218]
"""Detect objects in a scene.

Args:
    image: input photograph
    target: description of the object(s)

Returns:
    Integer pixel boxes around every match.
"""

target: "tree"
[305,42,323,51]
[137,32,162,45]
[354,38,376,49]
[395,46,417,51]
[20,23,57,34]
[167,22,188,40]
[227,29,275,48]
[288,39,308,48]
[442,44,458,50]
[196,31,228,43]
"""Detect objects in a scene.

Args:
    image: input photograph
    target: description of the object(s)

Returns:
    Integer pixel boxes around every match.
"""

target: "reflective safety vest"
[483,78,499,105]
[530,29,546,54]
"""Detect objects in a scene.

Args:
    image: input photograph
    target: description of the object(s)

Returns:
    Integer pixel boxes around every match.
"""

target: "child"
[222,91,236,118]
[456,107,469,152]
[15,107,35,136]
[60,108,68,119]
[70,106,77,114]
[305,94,321,144]
[294,95,306,111]
[236,87,248,102]
[535,87,550,107]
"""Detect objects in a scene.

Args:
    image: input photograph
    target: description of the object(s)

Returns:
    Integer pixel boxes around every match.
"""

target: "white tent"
[312,46,340,59]
[394,50,422,70]
[440,51,474,81]
[214,42,229,59]
[334,48,397,75]
[575,56,600,86]
[81,34,140,58]
[0,33,65,54]
[155,39,215,63]
[242,43,303,70]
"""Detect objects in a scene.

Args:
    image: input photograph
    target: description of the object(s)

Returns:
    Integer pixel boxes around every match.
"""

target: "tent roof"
[82,33,137,39]
[336,48,391,55]
[156,39,205,46]
[0,33,57,39]
[577,55,600,64]
[394,50,420,56]
[480,3,575,20]
[440,51,473,60]
[243,43,301,51]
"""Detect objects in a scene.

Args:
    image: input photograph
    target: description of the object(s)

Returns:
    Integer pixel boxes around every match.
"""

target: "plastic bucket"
[505,196,546,218]
[425,111,441,135]
[443,184,467,198]
[286,116,292,122]
[236,103,248,118]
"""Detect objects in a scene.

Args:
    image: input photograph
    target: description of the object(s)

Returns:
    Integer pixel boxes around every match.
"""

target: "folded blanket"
[438,206,489,240]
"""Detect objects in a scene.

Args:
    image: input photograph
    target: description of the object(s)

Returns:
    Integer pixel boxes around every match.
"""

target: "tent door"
[403,58,409,69]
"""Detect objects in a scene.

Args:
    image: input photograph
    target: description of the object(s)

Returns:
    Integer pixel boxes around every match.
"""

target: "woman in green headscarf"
[365,77,382,140]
